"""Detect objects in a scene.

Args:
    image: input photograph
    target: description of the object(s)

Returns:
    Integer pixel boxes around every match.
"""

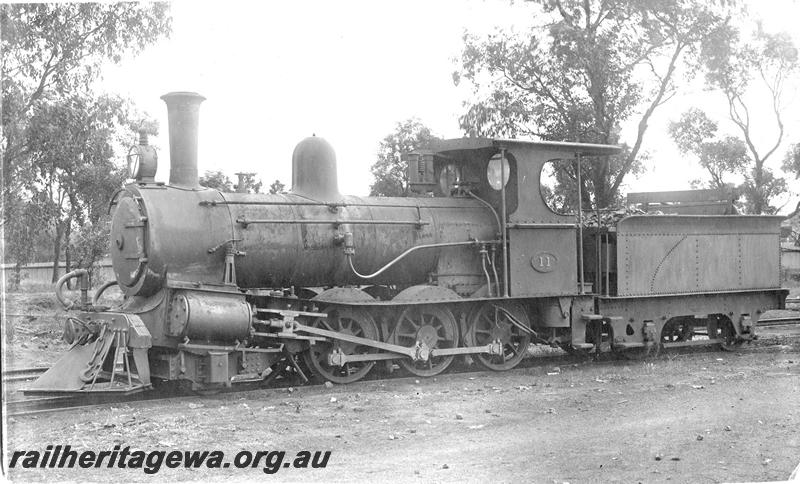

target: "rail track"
[757,315,800,327]
[2,357,329,418]
[5,321,799,419]
[3,389,200,418]
[1,347,617,417]
[2,367,49,383]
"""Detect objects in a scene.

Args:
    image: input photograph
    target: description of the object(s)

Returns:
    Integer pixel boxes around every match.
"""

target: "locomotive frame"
[28,92,787,394]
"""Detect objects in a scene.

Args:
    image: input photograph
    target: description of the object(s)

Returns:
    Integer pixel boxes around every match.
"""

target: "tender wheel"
[465,302,531,371]
[661,317,694,343]
[390,305,459,377]
[303,306,380,384]
[713,316,740,351]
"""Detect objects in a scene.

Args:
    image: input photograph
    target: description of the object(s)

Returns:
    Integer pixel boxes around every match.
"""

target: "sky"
[101,0,800,211]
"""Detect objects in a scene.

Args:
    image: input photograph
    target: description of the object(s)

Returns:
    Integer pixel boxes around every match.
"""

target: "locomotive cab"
[407,138,621,299]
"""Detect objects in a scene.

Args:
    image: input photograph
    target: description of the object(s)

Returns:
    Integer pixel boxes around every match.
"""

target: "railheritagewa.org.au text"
[9,445,331,475]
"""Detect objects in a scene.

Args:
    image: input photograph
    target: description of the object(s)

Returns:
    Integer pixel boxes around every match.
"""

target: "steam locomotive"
[29,92,787,393]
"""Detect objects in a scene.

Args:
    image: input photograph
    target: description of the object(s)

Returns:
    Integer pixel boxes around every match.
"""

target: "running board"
[612,338,726,351]
[662,338,724,349]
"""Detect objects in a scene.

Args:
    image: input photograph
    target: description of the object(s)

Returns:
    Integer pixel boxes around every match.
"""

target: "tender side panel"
[615,215,782,296]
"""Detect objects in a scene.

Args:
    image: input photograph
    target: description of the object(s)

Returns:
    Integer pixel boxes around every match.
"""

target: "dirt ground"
[2,290,800,483]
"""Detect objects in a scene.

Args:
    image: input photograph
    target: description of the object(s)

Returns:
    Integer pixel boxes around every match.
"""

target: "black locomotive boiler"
[29,92,787,393]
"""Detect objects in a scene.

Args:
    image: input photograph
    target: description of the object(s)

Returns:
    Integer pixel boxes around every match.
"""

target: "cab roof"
[430,137,622,157]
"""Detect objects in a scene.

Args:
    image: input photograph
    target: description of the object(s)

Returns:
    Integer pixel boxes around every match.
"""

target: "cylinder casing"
[167,291,251,341]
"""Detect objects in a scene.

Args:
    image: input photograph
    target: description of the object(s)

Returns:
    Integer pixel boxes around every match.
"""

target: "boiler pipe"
[347,240,499,280]
[500,147,509,297]
[577,153,585,294]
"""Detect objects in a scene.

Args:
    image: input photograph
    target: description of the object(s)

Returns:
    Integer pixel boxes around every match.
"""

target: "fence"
[2,259,114,288]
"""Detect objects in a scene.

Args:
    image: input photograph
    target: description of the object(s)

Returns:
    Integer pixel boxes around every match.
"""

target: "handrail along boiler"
[29,92,787,393]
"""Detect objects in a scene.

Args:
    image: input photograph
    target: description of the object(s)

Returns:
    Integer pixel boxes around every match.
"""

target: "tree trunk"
[64,219,73,289]
[754,160,765,214]
[11,262,22,290]
[51,219,64,283]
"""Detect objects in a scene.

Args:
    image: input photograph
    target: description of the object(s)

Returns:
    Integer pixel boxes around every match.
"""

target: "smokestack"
[161,92,206,188]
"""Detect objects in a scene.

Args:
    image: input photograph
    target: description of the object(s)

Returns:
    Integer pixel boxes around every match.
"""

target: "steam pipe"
[605,232,610,297]
[467,190,502,236]
[480,246,493,297]
[596,203,601,295]
[500,147,509,297]
[489,245,500,296]
[577,153,585,294]
[55,269,89,310]
[92,280,119,306]
[347,240,498,280]
[468,189,504,296]
[161,92,206,188]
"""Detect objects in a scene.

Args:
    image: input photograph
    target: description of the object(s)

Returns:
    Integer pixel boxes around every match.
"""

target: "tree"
[3,195,49,288]
[783,143,800,179]
[669,108,749,190]
[1,3,171,188]
[199,171,234,191]
[201,171,268,193]
[1,3,171,284]
[23,94,139,282]
[235,173,263,194]
[68,217,115,286]
[781,143,800,241]
[269,179,286,194]
[369,119,438,196]
[454,0,733,210]
[701,26,798,213]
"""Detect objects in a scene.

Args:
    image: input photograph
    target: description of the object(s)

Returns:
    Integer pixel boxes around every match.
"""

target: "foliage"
[739,168,786,215]
[235,173,262,194]
[1,2,172,186]
[68,216,113,285]
[3,195,50,288]
[199,171,233,192]
[669,108,749,190]
[1,3,171,284]
[22,94,137,282]
[454,0,733,210]
[700,25,798,213]
[200,171,266,194]
[369,119,438,197]
[780,143,800,224]
[269,179,286,194]
[783,143,800,178]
